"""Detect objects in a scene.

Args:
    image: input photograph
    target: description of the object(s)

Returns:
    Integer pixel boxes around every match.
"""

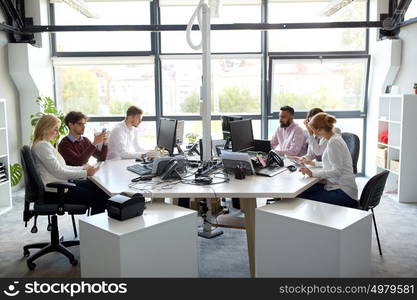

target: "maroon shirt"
[58,135,108,166]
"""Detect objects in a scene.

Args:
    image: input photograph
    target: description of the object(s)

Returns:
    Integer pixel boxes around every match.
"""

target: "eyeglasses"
[76,122,86,127]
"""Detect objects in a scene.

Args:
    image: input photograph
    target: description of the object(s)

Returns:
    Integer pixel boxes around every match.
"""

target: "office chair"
[355,170,389,256]
[341,132,360,174]
[21,146,89,270]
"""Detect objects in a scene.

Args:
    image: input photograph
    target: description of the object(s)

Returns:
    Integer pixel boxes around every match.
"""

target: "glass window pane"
[268,0,366,52]
[84,120,157,152]
[53,1,151,52]
[183,119,261,144]
[268,118,363,173]
[271,58,367,112]
[160,1,261,53]
[405,0,417,20]
[55,63,155,116]
[162,57,261,115]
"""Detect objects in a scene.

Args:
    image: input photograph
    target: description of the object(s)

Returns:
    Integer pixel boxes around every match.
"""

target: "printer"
[107,193,146,221]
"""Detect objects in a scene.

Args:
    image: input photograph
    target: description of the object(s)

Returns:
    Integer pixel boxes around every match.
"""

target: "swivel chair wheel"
[27,261,36,270]
[23,249,30,257]
[71,259,78,266]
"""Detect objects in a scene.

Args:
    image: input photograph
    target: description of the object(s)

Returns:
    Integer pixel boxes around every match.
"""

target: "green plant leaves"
[10,163,23,187]
[30,96,69,146]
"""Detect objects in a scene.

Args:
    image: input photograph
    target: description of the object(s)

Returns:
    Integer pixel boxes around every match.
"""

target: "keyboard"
[255,166,286,177]
[127,164,153,176]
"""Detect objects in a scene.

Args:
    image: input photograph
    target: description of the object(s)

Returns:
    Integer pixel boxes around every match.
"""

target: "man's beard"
[280,121,290,128]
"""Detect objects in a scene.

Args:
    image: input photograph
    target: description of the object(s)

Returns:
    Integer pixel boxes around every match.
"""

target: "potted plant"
[414,83,417,94]
[186,133,198,145]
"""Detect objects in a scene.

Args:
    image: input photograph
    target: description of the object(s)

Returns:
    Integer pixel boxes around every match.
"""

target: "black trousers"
[66,179,108,215]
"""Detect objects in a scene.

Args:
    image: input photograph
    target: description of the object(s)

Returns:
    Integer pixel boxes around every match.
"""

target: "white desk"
[79,203,198,277]
[90,159,319,277]
[255,198,372,277]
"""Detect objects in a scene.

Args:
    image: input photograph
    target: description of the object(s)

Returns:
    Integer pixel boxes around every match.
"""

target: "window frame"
[49,0,370,175]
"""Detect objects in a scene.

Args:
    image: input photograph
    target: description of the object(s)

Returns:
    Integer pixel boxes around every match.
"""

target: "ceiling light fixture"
[61,0,100,18]
[322,0,354,17]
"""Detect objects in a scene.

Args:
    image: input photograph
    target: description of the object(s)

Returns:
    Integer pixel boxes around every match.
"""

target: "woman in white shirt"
[298,113,358,208]
[31,115,108,214]
[289,108,341,164]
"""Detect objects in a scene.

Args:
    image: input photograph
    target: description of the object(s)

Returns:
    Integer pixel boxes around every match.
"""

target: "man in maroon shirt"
[58,111,108,166]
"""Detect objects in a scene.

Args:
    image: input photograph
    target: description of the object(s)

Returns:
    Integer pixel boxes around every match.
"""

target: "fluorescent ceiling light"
[321,0,354,17]
[61,0,100,18]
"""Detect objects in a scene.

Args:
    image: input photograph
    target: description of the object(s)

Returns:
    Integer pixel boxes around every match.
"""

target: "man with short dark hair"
[107,105,146,160]
[58,111,108,166]
[270,105,306,156]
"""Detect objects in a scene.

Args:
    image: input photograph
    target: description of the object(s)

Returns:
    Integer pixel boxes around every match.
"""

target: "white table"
[90,159,319,277]
[255,198,372,277]
[79,203,198,277]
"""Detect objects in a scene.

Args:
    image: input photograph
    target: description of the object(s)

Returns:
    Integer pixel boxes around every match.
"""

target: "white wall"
[8,0,53,145]
[394,22,417,93]
[0,12,22,167]
[366,1,417,176]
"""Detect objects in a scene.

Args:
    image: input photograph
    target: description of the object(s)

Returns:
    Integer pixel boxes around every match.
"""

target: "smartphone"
[101,128,107,134]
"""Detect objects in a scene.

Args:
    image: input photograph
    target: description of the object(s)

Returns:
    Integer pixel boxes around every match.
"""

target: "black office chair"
[21,146,89,270]
[341,132,360,174]
[355,170,389,256]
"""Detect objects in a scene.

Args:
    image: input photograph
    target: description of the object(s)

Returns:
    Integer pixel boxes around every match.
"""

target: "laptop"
[255,166,286,177]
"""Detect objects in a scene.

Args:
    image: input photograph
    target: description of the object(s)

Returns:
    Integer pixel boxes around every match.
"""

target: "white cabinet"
[377,94,417,203]
[79,203,198,277]
[255,199,372,277]
[0,99,12,215]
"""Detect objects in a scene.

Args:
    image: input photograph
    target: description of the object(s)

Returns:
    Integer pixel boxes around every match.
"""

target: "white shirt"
[32,141,87,192]
[107,121,146,160]
[311,134,358,200]
[304,127,341,161]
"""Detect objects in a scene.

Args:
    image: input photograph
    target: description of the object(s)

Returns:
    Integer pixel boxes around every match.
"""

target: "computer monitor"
[230,119,255,152]
[157,118,178,156]
[221,115,243,148]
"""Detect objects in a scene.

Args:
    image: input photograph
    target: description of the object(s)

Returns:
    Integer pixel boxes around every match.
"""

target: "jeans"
[65,179,108,215]
[298,183,357,208]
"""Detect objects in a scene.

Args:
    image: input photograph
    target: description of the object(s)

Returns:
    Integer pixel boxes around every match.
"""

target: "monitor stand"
[198,199,223,239]
[187,143,200,156]
[224,138,231,150]
[175,144,184,155]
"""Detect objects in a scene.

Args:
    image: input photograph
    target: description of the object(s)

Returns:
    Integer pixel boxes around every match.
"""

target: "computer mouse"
[287,165,297,172]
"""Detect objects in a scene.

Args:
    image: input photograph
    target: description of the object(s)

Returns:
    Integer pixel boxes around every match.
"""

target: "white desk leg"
[240,198,257,278]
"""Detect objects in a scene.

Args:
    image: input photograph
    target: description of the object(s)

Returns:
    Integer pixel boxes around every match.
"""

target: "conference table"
[90,159,319,277]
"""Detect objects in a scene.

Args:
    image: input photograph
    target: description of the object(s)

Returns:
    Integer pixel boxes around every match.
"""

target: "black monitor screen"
[157,118,177,156]
[230,119,254,152]
[221,115,243,140]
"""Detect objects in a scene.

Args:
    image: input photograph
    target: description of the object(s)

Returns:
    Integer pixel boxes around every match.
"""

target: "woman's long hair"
[32,115,61,148]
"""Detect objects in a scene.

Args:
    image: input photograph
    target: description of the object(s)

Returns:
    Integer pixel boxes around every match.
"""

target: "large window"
[160,0,261,53]
[52,0,151,52]
[270,58,368,112]
[405,1,417,20]
[54,59,155,116]
[51,0,370,173]
[161,56,261,115]
[268,0,367,52]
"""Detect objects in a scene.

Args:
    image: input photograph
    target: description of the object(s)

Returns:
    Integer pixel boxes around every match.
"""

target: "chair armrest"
[46,182,76,189]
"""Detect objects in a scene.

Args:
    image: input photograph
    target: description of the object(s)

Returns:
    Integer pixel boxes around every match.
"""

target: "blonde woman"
[32,115,108,214]
[298,113,358,208]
